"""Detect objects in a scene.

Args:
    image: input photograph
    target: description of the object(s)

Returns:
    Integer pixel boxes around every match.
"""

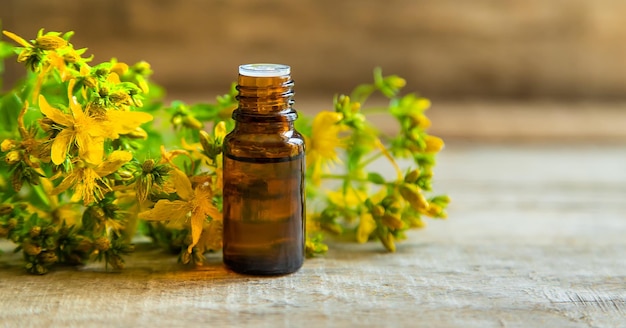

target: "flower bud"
[371,205,385,218]
[5,150,21,165]
[94,236,111,252]
[35,35,67,50]
[115,170,134,181]
[214,121,227,140]
[63,51,79,63]
[399,184,429,211]
[7,218,17,229]
[44,226,56,236]
[23,240,42,256]
[382,213,404,230]
[407,113,431,129]
[142,159,155,173]
[126,127,148,139]
[171,115,183,127]
[38,251,58,265]
[99,86,109,97]
[426,203,446,218]
[108,255,125,270]
[199,130,213,154]
[182,116,203,130]
[83,76,98,89]
[74,238,93,253]
[379,232,396,252]
[29,226,42,238]
[0,203,14,215]
[424,135,444,153]
[404,213,427,228]
[109,91,131,105]
[1,139,17,152]
[39,117,55,133]
[34,263,47,275]
[180,250,192,265]
[404,169,420,183]
[386,76,406,89]
[133,61,152,75]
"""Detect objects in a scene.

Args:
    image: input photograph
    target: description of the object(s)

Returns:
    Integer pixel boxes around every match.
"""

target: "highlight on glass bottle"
[222,63,305,275]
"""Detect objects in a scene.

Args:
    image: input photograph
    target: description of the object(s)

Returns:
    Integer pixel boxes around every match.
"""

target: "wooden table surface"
[1,142,625,327]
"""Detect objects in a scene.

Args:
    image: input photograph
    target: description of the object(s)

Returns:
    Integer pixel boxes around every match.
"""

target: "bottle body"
[222,64,305,275]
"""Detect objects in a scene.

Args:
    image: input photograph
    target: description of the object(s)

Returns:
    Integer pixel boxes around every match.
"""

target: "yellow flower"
[52,150,133,205]
[424,135,444,153]
[305,111,347,185]
[3,31,77,98]
[138,168,222,253]
[39,80,109,165]
[39,80,153,165]
[327,188,367,209]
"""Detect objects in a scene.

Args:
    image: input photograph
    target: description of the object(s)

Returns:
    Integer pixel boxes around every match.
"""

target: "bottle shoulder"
[224,129,304,159]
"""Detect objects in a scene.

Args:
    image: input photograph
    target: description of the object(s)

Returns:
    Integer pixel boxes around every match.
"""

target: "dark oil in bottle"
[222,64,305,275]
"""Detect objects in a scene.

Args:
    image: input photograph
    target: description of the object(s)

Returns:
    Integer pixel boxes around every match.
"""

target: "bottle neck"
[233,74,296,123]
[232,120,295,134]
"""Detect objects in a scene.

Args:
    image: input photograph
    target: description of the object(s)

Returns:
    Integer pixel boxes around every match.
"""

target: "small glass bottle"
[222,63,305,275]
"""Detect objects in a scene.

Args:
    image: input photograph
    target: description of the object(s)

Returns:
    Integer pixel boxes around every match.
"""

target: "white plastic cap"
[239,63,290,77]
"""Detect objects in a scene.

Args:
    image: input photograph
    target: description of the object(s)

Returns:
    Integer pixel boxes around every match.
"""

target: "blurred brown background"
[2,0,626,140]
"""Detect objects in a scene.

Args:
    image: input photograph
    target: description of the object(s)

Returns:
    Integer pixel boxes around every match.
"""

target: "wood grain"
[1,143,625,327]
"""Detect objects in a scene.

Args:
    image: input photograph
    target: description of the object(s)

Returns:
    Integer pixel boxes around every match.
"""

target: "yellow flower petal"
[95,150,133,176]
[39,95,73,127]
[188,185,222,253]
[106,110,153,137]
[187,210,205,253]
[75,132,104,165]
[309,111,345,162]
[111,62,129,76]
[71,182,86,203]
[107,72,121,84]
[414,98,431,111]
[52,171,79,195]
[65,80,86,120]
[138,199,191,222]
[2,31,32,48]
[51,129,74,165]
[170,168,193,201]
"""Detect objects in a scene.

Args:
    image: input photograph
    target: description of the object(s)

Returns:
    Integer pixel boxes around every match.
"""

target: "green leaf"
[367,172,386,185]
[0,92,23,132]
[0,41,15,58]
[350,84,375,104]
[190,103,220,121]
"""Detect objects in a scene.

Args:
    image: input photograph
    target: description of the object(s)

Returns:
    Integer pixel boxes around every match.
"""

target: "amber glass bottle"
[222,64,305,275]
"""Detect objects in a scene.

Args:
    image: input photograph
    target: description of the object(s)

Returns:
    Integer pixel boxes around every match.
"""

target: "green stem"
[319,174,368,183]
[320,173,394,187]
[360,107,390,114]
[32,184,50,207]
[359,152,383,168]
[319,174,350,180]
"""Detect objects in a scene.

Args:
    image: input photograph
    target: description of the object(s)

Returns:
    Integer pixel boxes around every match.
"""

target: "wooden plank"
[0,143,625,327]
